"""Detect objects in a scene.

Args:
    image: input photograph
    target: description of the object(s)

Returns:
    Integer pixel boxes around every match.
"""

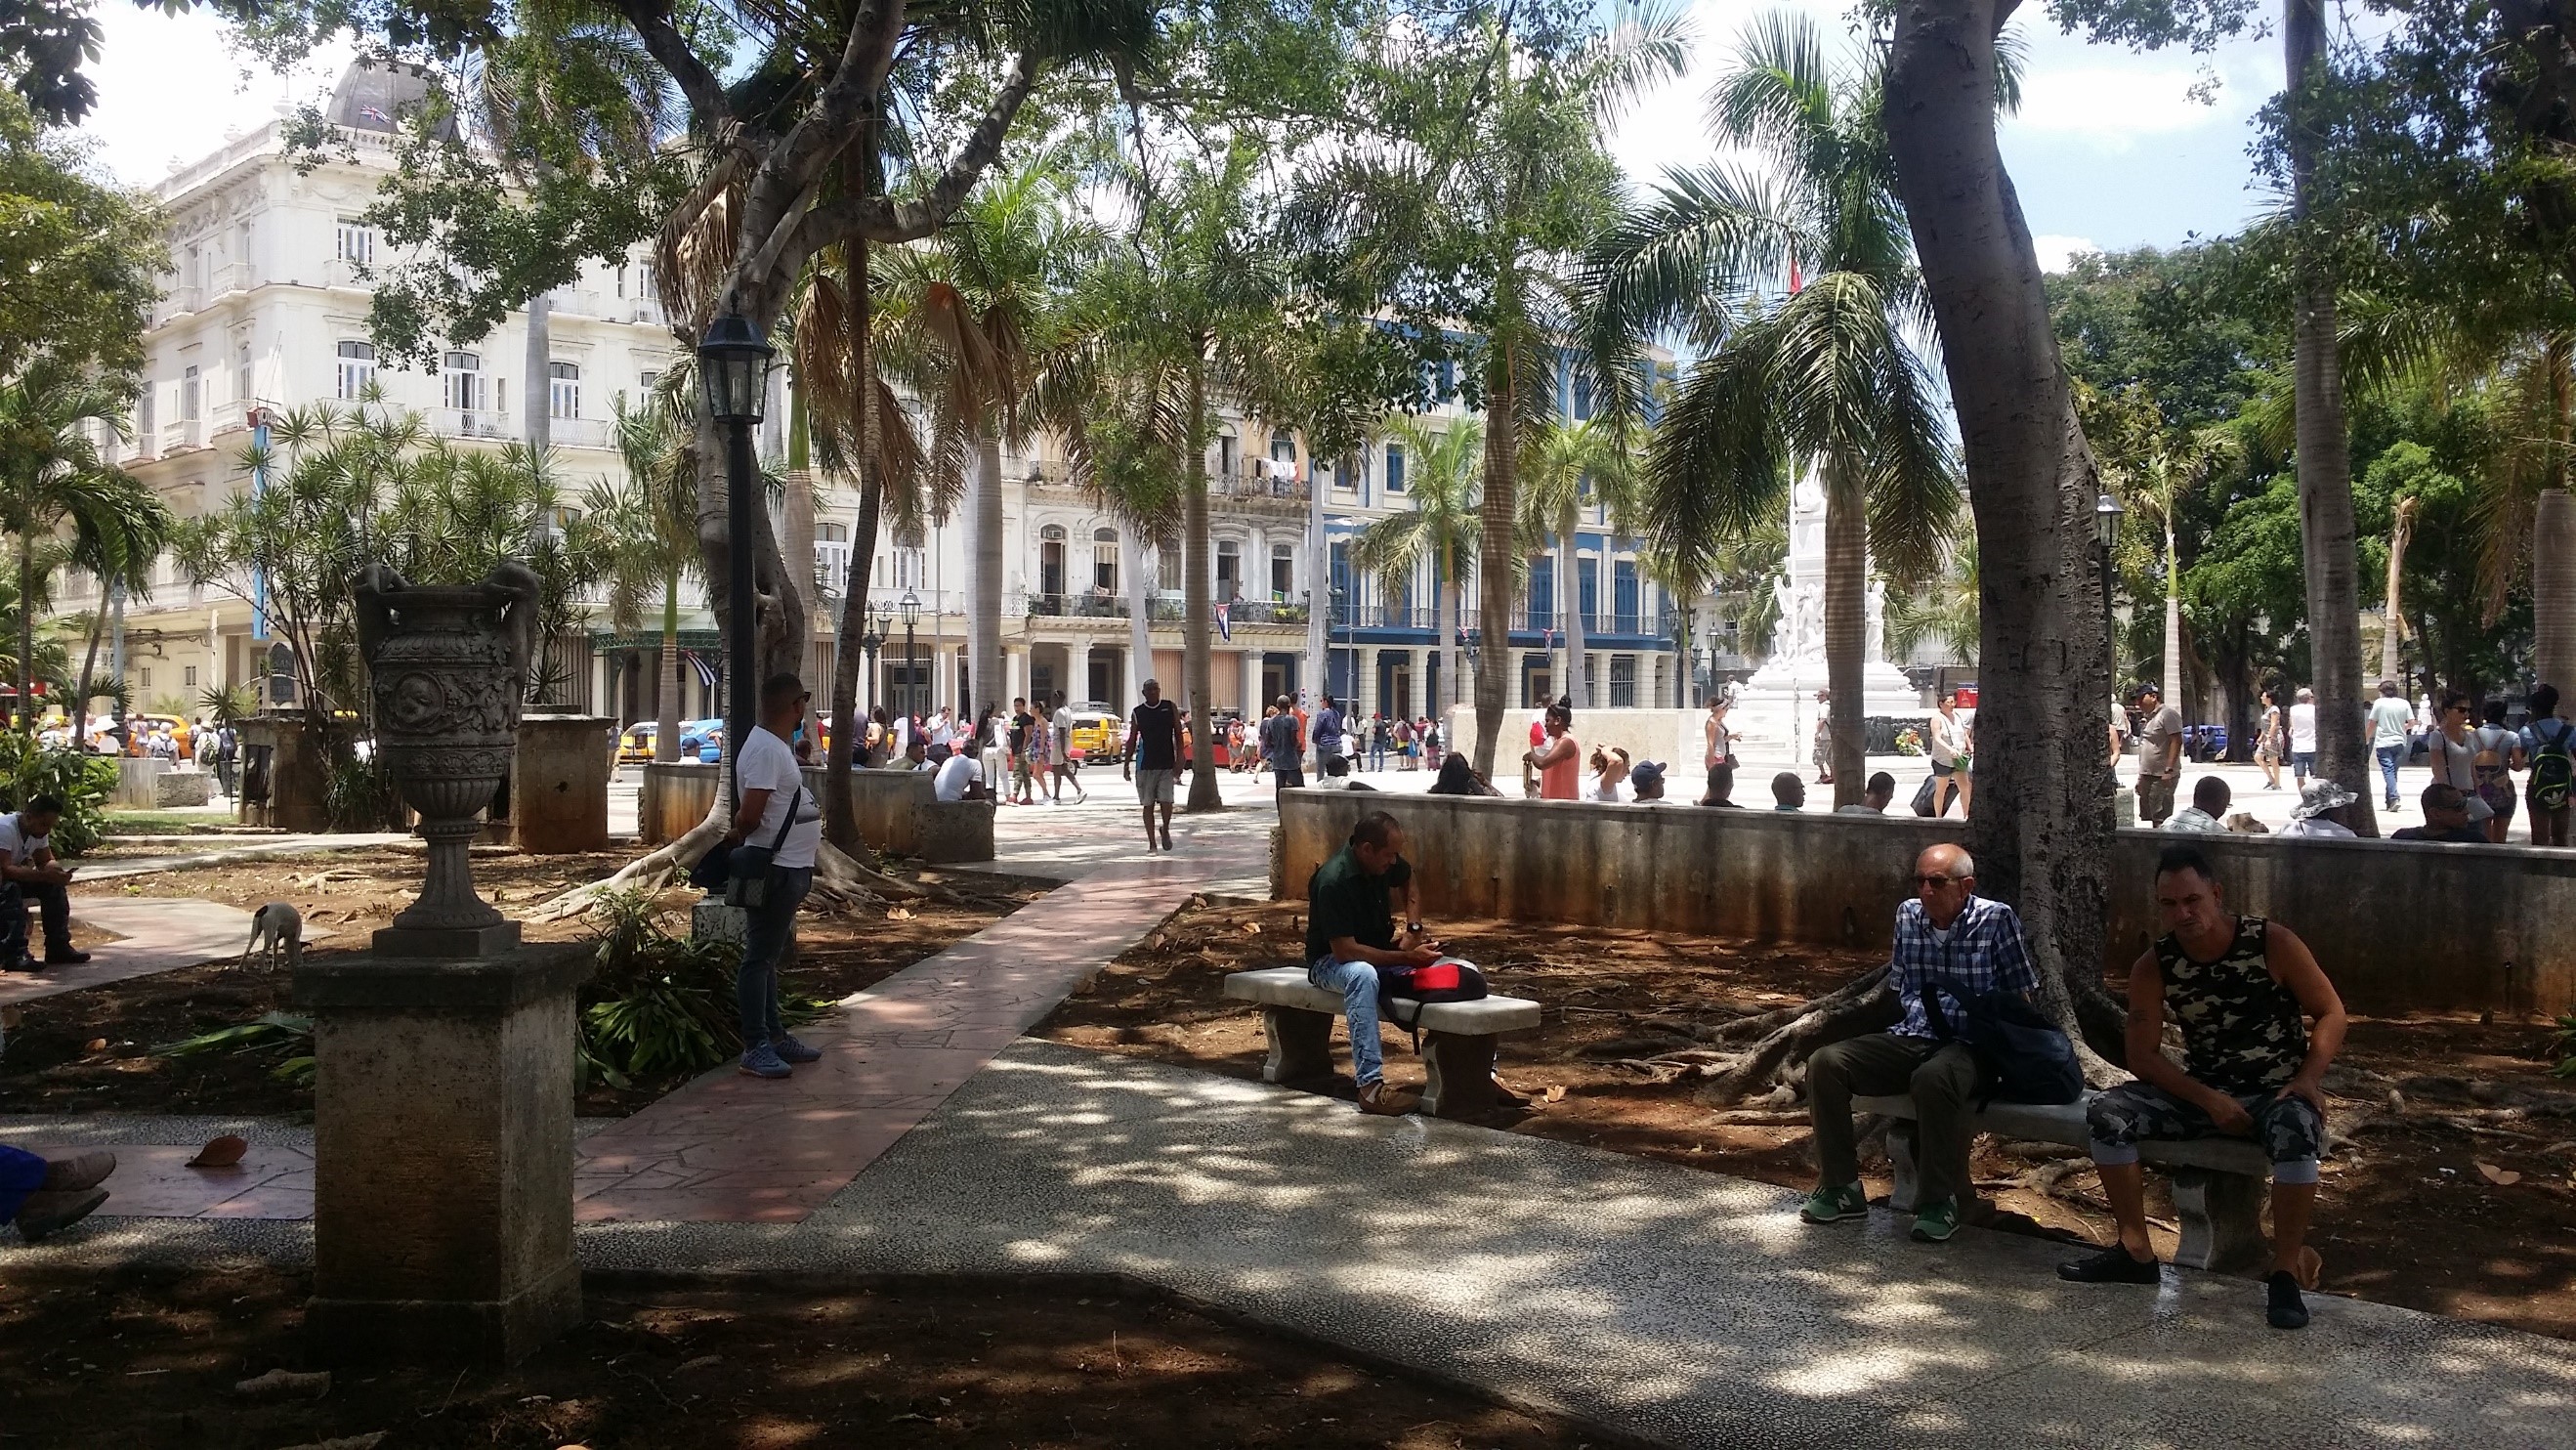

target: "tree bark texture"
[1473,332,1522,777]
[1558,503,1584,709]
[1183,354,1220,808]
[2539,489,2576,693]
[968,431,1002,715]
[826,235,880,852]
[1823,462,1868,804]
[16,536,33,732]
[2286,0,2376,835]
[1124,524,1153,695]
[1304,435,1329,712]
[2381,496,2414,684]
[1439,540,1461,722]
[524,292,551,453]
[655,580,682,763]
[1885,0,2123,1053]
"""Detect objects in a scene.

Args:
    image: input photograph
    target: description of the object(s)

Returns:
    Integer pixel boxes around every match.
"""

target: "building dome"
[324,61,448,136]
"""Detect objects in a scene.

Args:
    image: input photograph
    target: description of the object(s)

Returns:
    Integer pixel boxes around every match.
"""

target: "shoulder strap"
[768,786,801,852]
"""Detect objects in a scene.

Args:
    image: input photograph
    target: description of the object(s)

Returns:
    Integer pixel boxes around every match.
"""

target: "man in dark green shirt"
[1306,810,1440,1114]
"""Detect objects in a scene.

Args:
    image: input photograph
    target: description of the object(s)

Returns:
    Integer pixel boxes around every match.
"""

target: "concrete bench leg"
[1420,1032,1498,1119]
[1260,1006,1336,1085]
[1883,1120,1921,1213]
[2171,1168,2268,1274]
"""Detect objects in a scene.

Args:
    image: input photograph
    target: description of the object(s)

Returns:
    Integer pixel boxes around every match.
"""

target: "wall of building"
[1276,791,2576,1017]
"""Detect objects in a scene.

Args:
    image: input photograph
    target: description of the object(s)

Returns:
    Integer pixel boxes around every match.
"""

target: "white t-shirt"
[1053,705,1075,750]
[930,714,956,746]
[933,752,981,802]
[1927,712,1966,766]
[0,811,51,864]
[736,726,821,870]
[2289,702,2318,751]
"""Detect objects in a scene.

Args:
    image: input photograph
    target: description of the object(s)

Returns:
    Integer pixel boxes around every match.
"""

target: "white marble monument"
[1726,469,1923,747]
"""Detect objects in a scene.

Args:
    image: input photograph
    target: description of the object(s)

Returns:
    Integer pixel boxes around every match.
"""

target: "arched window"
[548,361,580,420]
[1269,429,1295,462]
[336,340,375,401]
[1092,528,1119,593]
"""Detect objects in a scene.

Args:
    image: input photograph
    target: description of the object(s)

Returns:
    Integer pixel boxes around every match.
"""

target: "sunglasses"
[1915,874,1963,889]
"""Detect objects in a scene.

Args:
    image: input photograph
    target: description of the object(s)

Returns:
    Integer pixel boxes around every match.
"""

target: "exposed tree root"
[1696,965,1896,1108]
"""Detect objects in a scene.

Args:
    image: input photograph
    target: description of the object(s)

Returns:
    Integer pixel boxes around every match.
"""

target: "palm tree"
[587,395,697,762]
[1885,535,1979,665]
[0,364,168,733]
[1581,13,1959,804]
[1517,417,1640,709]
[1355,418,1483,718]
[67,477,171,746]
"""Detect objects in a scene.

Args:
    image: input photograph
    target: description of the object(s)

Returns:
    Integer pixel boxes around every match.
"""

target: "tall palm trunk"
[1438,539,1460,720]
[1304,437,1328,708]
[2381,495,2415,684]
[1182,350,1219,809]
[1823,460,1868,804]
[2539,489,2576,692]
[655,576,681,763]
[826,234,882,852]
[2162,494,2182,710]
[1885,0,2123,1059]
[1123,524,1152,697]
[17,534,34,733]
[2287,0,2375,834]
[1472,328,1522,776]
[1558,500,1584,708]
[524,292,551,452]
[74,600,106,745]
[967,431,1002,716]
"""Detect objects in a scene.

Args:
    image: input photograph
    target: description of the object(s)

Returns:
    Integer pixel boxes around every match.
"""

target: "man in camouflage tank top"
[2057,844,2348,1330]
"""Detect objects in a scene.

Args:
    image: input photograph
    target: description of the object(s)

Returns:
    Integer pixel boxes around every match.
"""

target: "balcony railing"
[159,417,204,453]
[434,408,512,442]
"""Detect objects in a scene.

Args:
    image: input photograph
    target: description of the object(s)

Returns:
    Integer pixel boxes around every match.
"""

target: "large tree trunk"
[1473,327,1522,777]
[1558,502,1584,709]
[73,601,106,746]
[524,292,551,453]
[1124,523,1152,695]
[1439,539,1460,722]
[967,431,1002,716]
[1823,460,1868,805]
[826,235,881,852]
[1886,0,2123,1062]
[1183,352,1220,809]
[2540,489,2576,692]
[17,534,33,733]
[2162,503,2183,710]
[2287,0,2376,835]
[655,579,681,763]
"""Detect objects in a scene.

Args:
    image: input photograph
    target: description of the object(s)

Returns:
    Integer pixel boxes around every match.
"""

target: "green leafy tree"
[1354,416,1482,717]
[0,89,163,380]
[587,395,698,763]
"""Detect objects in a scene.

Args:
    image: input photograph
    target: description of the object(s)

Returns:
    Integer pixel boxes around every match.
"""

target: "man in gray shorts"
[1123,677,1185,852]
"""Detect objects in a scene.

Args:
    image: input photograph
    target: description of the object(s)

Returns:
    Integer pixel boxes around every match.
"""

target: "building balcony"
[543,416,609,449]
[434,408,514,442]
[159,417,205,454]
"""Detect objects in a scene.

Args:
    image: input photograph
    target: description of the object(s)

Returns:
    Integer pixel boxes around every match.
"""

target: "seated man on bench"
[1802,843,2035,1243]
[2058,844,2345,1330]
[0,794,88,972]
[1306,810,1442,1116]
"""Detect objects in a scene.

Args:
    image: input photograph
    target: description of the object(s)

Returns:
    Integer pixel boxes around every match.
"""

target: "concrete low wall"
[1277,791,2576,1017]
[640,761,992,863]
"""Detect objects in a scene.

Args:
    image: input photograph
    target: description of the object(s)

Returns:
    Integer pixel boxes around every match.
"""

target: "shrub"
[577,889,749,1088]
[0,734,117,855]
[2552,1013,2576,1080]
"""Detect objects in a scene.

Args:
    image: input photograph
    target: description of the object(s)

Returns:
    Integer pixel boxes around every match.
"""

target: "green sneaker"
[1799,1182,1869,1224]
[1911,1196,1963,1243]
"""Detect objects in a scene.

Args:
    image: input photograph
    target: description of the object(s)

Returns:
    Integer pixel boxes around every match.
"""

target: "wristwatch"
[1406,919,1424,933]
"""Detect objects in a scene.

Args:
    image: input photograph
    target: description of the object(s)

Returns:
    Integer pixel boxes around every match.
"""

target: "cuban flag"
[1215,600,1232,642]
[681,649,719,689]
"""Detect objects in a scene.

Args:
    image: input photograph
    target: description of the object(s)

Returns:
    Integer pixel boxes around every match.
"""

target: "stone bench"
[1855,1092,2275,1272]
[1222,966,1542,1119]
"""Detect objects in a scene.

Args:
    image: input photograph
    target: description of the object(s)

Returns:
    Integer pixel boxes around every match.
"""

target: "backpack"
[2533,718,2574,812]
[1930,988,2082,1106]
[1911,772,1939,817]
[1376,959,1489,1050]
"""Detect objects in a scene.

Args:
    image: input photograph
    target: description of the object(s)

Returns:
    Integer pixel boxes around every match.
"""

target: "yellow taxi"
[1064,703,1123,760]
[617,722,659,762]
[127,713,194,759]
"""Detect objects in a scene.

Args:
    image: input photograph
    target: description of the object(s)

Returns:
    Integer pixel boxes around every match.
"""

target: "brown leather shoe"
[1356,1081,1411,1116]
[16,1186,108,1242]
[40,1151,115,1193]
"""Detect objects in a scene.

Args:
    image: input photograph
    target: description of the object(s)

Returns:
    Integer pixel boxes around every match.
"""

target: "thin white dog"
[240,902,304,971]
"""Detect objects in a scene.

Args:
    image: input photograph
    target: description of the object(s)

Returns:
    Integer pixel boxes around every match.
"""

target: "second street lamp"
[2095,490,2126,717]
[697,313,774,767]
[899,590,921,721]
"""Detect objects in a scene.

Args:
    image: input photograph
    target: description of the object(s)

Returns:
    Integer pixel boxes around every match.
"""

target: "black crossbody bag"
[691,785,800,908]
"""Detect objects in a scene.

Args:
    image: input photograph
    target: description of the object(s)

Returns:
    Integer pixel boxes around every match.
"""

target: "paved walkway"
[0,897,293,1007]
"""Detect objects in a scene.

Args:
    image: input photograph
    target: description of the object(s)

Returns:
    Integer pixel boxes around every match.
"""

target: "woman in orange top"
[1526,703,1582,800]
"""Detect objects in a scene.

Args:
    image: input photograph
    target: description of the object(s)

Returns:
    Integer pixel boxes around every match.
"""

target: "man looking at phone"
[1305,810,1443,1116]
[0,795,88,972]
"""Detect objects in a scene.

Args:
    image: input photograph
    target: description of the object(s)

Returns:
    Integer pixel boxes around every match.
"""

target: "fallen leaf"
[2476,1161,2522,1186]
[188,1135,249,1169]
[1241,921,1261,934]
[885,907,913,920]
[85,1038,107,1052]
[234,1366,331,1399]
[1543,1085,1567,1103]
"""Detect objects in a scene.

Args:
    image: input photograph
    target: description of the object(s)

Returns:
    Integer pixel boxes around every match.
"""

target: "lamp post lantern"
[860,609,886,722]
[899,589,921,721]
[697,313,774,765]
[2094,490,2126,704]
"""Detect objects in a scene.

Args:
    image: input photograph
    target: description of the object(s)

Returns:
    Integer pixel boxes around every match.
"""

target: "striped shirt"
[1888,895,2037,1041]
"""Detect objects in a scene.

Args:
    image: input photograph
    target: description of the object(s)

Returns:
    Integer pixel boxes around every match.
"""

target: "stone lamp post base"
[293,942,591,1364]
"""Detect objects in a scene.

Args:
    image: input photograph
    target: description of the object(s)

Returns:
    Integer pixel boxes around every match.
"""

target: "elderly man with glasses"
[1799,843,2037,1244]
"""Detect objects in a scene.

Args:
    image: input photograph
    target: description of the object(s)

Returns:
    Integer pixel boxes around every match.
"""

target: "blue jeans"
[738,866,816,1047]
[0,1141,46,1221]
[2375,744,2405,805]
[1309,954,1385,1087]
[2292,750,2314,783]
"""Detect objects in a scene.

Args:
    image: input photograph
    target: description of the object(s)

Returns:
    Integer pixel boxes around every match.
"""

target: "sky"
[77,0,2282,270]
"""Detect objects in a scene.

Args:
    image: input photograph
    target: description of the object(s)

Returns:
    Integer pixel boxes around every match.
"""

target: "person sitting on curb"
[1427,751,1502,797]
[1698,761,1743,808]
[1802,844,2037,1243]
[2163,775,2232,833]
[1771,771,1806,811]
[1304,811,1442,1116]
[2276,780,2358,838]
[0,794,90,972]
[2389,782,2489,844]
[2058,845,2346,1330]
[1837,772,1897,815]
[1628,761,1668,803]
[1,1144,114,1242]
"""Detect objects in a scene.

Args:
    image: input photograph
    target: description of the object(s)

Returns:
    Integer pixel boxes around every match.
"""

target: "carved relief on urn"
[355,562,541,958]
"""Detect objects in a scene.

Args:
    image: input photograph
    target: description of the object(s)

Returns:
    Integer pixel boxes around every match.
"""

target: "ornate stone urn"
[355,561,541,958]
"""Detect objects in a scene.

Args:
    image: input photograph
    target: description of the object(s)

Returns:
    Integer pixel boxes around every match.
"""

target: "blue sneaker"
[738,1043,792,1079]
[770,1034,823,1064]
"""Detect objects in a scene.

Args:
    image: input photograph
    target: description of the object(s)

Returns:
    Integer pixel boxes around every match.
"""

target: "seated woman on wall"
[1427,752,1503,797]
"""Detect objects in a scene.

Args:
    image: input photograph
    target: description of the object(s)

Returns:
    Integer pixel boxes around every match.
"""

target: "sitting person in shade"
[2276,780,2358,837]
[1771,772,1805,811]
[2388,782,2489,843]
[0,1144,114,1242]
[2163,775,2231,832]
[1427,751,1502,797]
[1699,761,1743,808]
[1802,844,2036,1244]
[1837,772,1897,814]
[1628,760,1668,802]
[1304,810,1443,1116]
[2059,845,2346,1331]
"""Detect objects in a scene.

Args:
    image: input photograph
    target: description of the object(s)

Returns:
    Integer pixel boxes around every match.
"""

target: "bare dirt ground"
[0,851,1040,1118]
[0,1265,1588,1449]
[1035,900,2576,1342]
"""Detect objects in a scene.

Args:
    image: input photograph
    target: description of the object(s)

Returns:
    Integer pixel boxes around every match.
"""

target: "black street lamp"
[2094,490,2126,703]
[697,313,774,760]
[899,589,922,720]
[860,609,886,720]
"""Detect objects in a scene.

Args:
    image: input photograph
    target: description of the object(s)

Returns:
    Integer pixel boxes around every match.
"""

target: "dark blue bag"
[1933,988,2083,1105]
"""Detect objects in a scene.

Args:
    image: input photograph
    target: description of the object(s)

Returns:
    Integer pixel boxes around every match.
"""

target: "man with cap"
[1628,760,1668,802]
[2277,780,2358,838]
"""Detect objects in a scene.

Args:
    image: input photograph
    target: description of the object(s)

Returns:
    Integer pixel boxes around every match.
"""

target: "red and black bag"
[1376,958,1489,1049]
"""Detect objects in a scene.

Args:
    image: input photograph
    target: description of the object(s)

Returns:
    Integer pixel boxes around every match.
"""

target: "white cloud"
[2007,66,2239,149]
[77,7,355,187]
[2030,235,2098,274]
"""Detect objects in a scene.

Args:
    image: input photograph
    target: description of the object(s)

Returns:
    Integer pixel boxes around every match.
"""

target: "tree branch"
[737,0,910,267]
[612,0,733,132]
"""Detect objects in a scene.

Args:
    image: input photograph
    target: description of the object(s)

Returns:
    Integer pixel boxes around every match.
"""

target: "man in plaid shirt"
[1799,843,2037,1243]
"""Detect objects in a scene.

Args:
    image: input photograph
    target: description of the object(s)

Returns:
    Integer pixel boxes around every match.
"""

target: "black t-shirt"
[1010,711,1034,753]
[1131,699,1182,769]
[1306,846,1400,961]
[2390,825,2487,844]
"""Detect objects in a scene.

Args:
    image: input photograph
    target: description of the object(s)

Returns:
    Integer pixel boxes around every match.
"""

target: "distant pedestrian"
[2471,700,2521,844]
[1312,693,1347,779]
[1812,688,1834,786]
[1260,694,1305,791]
[2131,686,2182,826]
[2255,688,2286,791]
[2278,780,2359,838]
[2163,775,2230,833]
[1929,689,1975,818]
[2367,679,2415,812]
[1007,697,1036,804]
[2424,691,2487,833]
[2288,686,2319,786]
[1048,692,1087,804]
[1123,679,1184,853]
[2520,683,2572,846]
[1704,695,1735,804]
[1369,712,1390,772]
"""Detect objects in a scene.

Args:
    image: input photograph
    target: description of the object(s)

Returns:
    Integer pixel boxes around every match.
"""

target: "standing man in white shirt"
[2367,678,2416,815]
[720,674,826,1080]
[0,795,88,972]
[2287,686,2319,788]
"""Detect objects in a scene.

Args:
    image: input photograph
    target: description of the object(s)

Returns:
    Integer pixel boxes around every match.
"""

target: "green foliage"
[2552,1013,2576,1079]
[197,683,258,729]
[324,755,397,832]
[0,88,164,378]
[576,888,751,1088]
[149,1009,317,1088]
[0,733,114,856]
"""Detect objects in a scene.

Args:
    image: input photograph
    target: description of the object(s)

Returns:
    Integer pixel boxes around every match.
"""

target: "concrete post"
[510,710,614,853]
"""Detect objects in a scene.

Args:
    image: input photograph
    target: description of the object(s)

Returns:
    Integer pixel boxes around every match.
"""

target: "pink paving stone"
[15,1142,317,1220]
